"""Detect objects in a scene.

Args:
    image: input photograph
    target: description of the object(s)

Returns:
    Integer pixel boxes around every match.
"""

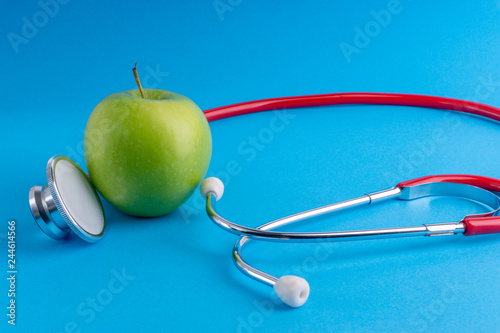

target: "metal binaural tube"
[203,180,500,289]
[207,188,403,242]
[231,217,464,288]
[207,187,467,243]
[233,238,277,286]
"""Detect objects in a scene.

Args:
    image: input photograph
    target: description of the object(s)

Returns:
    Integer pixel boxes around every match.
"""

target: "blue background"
[2,0,500,332]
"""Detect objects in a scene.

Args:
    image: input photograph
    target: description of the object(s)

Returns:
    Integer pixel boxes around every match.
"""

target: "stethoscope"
[30,92,500,307]
[200,175,500,307]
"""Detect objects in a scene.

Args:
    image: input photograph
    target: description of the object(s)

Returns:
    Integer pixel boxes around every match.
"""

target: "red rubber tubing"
[396,174,500,193]
[203,92,500,122]
[396,174,500,236]
[462,216,500,236]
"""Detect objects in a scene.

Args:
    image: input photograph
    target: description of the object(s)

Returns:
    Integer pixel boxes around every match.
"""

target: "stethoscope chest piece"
[29,155,106,243]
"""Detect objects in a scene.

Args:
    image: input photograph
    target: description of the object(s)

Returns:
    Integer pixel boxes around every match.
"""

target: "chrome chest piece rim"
[29,155,106,243]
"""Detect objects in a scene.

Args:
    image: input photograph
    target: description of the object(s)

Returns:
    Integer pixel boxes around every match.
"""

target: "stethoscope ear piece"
[29,155,106,243]
[273,275,310,308]
[200,177,224,201]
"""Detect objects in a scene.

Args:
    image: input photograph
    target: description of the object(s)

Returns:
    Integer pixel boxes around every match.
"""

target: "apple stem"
[133,62,146,98]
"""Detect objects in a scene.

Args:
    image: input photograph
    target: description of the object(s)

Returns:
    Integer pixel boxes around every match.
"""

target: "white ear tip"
[273,275,310,308]
[200,177,224,200]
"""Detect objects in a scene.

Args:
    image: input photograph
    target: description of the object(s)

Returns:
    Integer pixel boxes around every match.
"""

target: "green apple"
[84,88,211,217]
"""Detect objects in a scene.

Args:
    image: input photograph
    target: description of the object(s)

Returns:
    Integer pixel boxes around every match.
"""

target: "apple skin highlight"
[84,89,212,217]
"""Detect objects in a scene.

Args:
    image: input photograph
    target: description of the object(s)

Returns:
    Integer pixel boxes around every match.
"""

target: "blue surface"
[2,0,500,332]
